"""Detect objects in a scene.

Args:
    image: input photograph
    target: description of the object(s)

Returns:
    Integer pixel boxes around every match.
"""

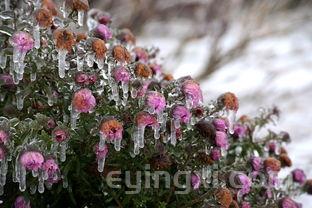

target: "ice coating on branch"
[72,88,96,113]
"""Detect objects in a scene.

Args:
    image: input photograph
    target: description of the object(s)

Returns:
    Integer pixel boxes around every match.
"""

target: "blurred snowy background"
[90,0,312,204]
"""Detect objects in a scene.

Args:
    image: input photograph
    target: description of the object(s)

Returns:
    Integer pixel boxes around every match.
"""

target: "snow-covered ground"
[138,8,312,204]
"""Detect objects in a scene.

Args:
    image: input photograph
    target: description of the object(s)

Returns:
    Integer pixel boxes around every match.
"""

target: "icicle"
[174,119,180,129]
[114,139,121,151]
[30,184,37,194]
[32,170,39,177]
[47,93,53,106]
[121,82,129,105]
[134,143,140,155]
[148,107,155,114]
[4,0,10,10]
[60,1,67,18]
[30,72,36,81]
[62,176,68,188]
[60,142,67,162]
[111,82,119,102]
[78,11,84,26]
[77,56,84,71]
[57,49,67,78]
[137,126,145,148]
[153,125,160,140]
[131,88,138,99]
[0,53,7,69]
[99,133,106,149]
[70,107,78,130]
[97,157,105,172]
[16,89,24,110]
[19,166,26,192]
[86,54,95,67]
[38,172,45,193]
[33,24,40,49]
[96,59,104,69]
[170,120,176,146]
[226,110,237,134]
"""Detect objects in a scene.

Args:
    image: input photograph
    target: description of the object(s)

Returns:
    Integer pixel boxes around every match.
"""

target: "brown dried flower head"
[112,45,131,63]
[76,32,87,42]
[92,39,107,59]
[214,187,233,208]
[42,0,58,16]
[35,8,53,28]
[218,92,239,111]
[195,119,216,140]
[197,152,213,165]
[135,63,152,78]
[53,29,76,52]
[279,153,292,167]
[150,153,172,170]
[117,28,136,44]
[264,157,281,172]
[280,147,288,155]
[66,0,89,11]
[163,73,174,81]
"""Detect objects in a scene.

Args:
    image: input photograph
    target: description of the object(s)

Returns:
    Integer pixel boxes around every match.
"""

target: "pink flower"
[292,169,306,184]
[233,124,247,138]
[19,151,44,171]
[0,146,5,160]
[210,147,221,161]
[280,197,302,208]
[191,173,201,190]
[96,24,112,41]
[0,129,9,144]
[145,91,166,114]
[52,128,69,143]
[242,202,251,208]
[14,196,31,208]
[137,81,150,97]
[134,47,149,63]
[10,31,34,53]
[72,88,96,113]
[250,156,262,171]
[42,159,59,184]
[0,74,14,87]
[212,118,228,132]
[100,119,123,141]
[75,72,89,85]
[182,79,203,108]
[215,131,228,149]
[135,112,158,127]
[172,105,191,124]
[88,74,97,84]
[149,64,162,75]
[237,174,252,195]
[46,118,56,130]
[112,66,131,83]
[95,143,108,160]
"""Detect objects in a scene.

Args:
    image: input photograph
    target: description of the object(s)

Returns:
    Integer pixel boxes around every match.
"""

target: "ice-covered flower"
[75,72,89,85]
[52,128,69,143]
[133,47,149,63]
[210,147,221,161]
[135,112,158,127]
[145,91,166,114]
[242,202,251,208]
[95,143,108,160]
[112,45,131,63]
[182,79,203,108]
[100,119,123,141]
[212,118,228,132]
[14,196,31,208]
[233,124,247,138]
[0,129,9,144]
[112,66,131,83]
[53,28,75,52]
[135,63,152,78]
[42,159,59,183]
[10,31,34,53]
[19,151,44,171]
[280,197,302,208]
[215,131,228,149]
[237,174,252,195]
[72,88,96,113]
[172,105,191,124]
[292,169,306,184]
[250,156,262,171]
[191,173,201,190]
[149,63,162,75]
[92,38,107,59]
[96,24,112,41]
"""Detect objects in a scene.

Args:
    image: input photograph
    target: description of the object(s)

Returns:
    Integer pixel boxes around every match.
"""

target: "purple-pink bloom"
[136,112,158,128]
[182,79,203,108]
[172,105,191,124]
[75,72,89,85]
[250,156,262,171]
[215,131,228,149]
[96,24,112,41]
[42,159,59,184]
[0,74,14,86]
[191,173,201,190]
[237,174,252,195]
[149,64,162,75]
[52,128,69,143]
[72,88,96,113]
[19,151,44,171]
[292,169,306,184]
[233,124,247,138]
[112,66,131,83]
[280,197,302,208]
[14,196,31,208]
[210,147,221,161]
[137,81,150,97]
[0,129,9,144]
[95,143,109,160]
[99,119,123,142]
[145,91,166,114]
[10,31,34,53]
[212,118,227,132]
[241,202,251,208]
